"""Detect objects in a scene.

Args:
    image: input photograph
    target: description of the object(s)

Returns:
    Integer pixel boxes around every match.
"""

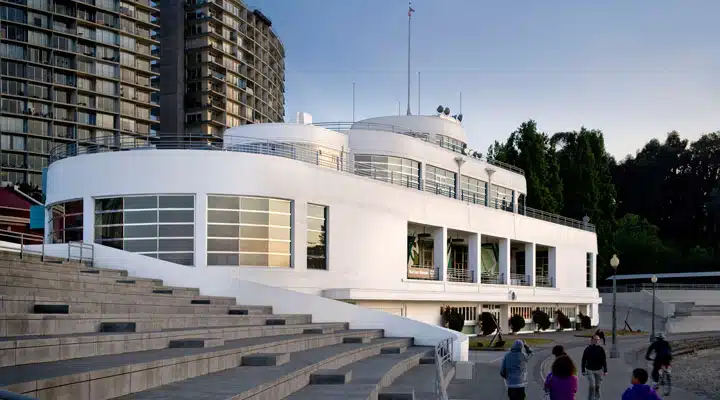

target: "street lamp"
[610,254,620,358]
[650,274,658,342]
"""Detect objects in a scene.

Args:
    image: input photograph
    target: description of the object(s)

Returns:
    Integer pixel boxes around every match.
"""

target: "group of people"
[499,331,672,400]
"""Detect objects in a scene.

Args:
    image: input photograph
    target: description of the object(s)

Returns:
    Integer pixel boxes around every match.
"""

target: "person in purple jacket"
[544,355,578,400]
[622,368,662,400]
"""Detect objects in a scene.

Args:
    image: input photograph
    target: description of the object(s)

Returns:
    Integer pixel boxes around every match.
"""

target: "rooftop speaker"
[436,105,444,113]
[443,107,450,115]
[457,114,463,122]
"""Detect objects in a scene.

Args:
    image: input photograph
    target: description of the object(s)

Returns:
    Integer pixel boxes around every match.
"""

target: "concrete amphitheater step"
[112,336,412,400]
[1,294,269,315]
[0,329,384,400]
[0,313,313,337]
[0,322,349,367]
[380,362,455,400]
[0,264,164,288]
[286,345,433,399]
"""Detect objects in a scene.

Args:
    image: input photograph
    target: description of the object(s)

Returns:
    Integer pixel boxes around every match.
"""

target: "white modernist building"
[44,112,601,333]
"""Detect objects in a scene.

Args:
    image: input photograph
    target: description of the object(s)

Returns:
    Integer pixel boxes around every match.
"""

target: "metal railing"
[510,273,530,286]
[599,283,720,293]
[0,230,45,260]
[47,134,595,232]
[0,389,39,400]
[447,267,474,283]
[536,275,554,288]
[407,265,440,281]
[481,272,504,285]
[434,336,453,400]
[68,241,95,266]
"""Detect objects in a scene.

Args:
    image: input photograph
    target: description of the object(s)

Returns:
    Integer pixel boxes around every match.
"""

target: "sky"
[246,0,719,159]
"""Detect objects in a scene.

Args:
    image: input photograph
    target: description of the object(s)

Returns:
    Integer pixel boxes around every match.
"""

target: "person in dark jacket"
[622,368,661,400]
[594,328,606,345]
[581,335,607,400]
[645,332,672,387]
[500,340,534,400]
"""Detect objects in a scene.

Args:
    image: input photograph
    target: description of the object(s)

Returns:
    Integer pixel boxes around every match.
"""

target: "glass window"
[48,200,84,244]
[489,184,514,212]
[94,195,195,265]
[207,195,292,267]
[424,165,456,198]
[460,175,487,205]
[586,253,593,288]
[307,204,327,270]
[354,154,420,189]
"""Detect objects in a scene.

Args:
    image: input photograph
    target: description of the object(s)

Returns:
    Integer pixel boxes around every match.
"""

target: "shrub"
[532,309,552,331]
[441,306,465,332]
[509,314,526,333]
[580,314,592,329]
[479,312,498,336]
[555,310,571,330]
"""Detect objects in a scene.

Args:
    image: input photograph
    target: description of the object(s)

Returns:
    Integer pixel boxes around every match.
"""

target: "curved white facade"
[45,115,601,331]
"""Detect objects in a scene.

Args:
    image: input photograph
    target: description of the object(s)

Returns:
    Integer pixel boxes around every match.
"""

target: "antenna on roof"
[406,1,415,116]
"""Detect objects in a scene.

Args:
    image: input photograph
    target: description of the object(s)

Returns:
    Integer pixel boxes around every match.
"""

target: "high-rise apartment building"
[0,0,160,187]
[159,0,285,140]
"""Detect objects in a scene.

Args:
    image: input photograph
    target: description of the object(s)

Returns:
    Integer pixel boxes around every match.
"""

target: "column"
[293,199,308,271]
[468,233,481,283]
[433,226,447,281]
[512,191,519,213]
[499,304,510,334]
[194,193,207,268]
[591,253,598,288]
[525,242,536,286]
[548,247,557,288]
[499,238,510,285]
[82,196,94,243]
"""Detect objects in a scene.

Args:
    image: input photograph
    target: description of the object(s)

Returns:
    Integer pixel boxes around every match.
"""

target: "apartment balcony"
[407,265,439,281]
[447,267,474,283]
[481,272,504,285]
[510,273,531,286]
[536,275,554,288]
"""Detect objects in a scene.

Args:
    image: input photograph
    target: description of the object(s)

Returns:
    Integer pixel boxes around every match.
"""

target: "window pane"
[241,197,268,211]
[240,225,269,239]
[159,210,194,223]
[159,195,194,209]
[269,199,290,213]
[307,204,326,219]
[158,224,194,237]
[238,253,268,266]
[208,210,239,223]
[269,254,291,267]
[269,227,291,240]
[124,224,157,238]
[124,196,157,209]
[208,224,239,237]
[158,238,194,252]
[240,211,269,225]
[96,197,122,211]
[96,212,123,225]
[207,253,238,266]
[158,253,194,266]
[208,196,239,209]
[208,238,239,252]
[125,210,157,224]
[124,239,157,252]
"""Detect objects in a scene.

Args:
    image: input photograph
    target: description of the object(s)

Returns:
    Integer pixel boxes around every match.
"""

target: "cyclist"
[645,332,672,389]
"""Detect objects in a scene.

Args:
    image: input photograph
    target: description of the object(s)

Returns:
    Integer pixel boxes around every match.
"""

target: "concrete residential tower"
[159,0,285,141]
[0,0,160,187]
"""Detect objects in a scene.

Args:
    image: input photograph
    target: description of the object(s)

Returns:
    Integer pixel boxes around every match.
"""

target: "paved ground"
[449,332,716,400]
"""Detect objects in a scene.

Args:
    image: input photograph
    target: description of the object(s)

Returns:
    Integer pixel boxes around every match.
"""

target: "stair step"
[344,336,371,344]
[152,289,173,294]
[190,299,210,305]
[109,336,411,400]
[309,369,352,384]
[241,352,290,366]
[100,322,136,333]
[381,346,407,354]
[419,356,436,364]
[303,327,333,334]
[32,304,69,314]
[168,338,225,348]
[0,329,383,400]
[266,318,286,325]
[228,309,248,315]
[379,389,415,400]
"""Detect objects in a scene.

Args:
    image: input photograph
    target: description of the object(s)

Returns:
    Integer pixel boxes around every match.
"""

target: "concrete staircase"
[0,253,447,399]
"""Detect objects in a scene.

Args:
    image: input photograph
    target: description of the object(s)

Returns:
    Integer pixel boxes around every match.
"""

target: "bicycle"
[648,358,672,396]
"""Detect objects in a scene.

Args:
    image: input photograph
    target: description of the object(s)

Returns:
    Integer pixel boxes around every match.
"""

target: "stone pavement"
[448,333,714,400]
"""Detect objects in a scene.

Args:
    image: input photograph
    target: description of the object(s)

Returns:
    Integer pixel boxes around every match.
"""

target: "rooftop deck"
[48,134,595,232]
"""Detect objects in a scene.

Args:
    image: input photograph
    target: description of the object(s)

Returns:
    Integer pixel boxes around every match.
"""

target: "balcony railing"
[407,265,439,281]
[447,268,474,283]
[47,133,596,232]
[510,273,530,286]
[481,272,504,285]
[536,275,554,288]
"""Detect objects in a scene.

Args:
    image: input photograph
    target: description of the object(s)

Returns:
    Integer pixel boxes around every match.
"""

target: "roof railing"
[47,135,592,232]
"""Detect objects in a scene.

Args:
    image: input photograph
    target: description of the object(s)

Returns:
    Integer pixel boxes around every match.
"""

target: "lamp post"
[610,254,620,358]
[650,274,658,342]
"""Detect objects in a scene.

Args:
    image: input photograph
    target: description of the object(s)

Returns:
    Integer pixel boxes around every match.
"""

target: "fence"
[0,229,95,266]
[599,283,720,293]
[434,336,453,400]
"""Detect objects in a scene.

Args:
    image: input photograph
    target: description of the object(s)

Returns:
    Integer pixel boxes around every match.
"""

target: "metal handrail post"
[41,237,45,262]
[20,234,24,260]
[67,242,71,261]
[79,244,83,264]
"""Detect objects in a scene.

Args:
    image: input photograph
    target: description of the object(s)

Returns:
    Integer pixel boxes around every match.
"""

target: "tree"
[479,312,498,336]
[532,308,551,331]
[613,214,680,274]
[441,306,464,332]
[509,314,526,333]
[555,310,571,330]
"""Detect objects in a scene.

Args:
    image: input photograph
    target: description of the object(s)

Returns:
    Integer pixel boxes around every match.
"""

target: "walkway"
[448,333,713,400]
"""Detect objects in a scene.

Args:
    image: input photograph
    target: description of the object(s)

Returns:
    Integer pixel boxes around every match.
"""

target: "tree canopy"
[490,121,720,279]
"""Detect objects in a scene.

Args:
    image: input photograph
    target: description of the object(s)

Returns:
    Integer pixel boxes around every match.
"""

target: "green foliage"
[479,312,498,336]
[578,313,592,329]
[532,309,551,331]
[441,306,464,332]
[509,314,526,333]
[555,310,571,330]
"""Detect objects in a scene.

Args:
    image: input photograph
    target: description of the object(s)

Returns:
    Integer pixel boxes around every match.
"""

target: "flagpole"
[406,2,413,116]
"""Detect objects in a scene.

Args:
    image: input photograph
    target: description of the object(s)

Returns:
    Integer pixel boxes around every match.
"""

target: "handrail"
[599,283,720,293]
[0,229,45,261]
[447,267,474,283]
[47,134,594,232]
[68,241,95,266]
[434,336,453,400]
[0,389,40,400]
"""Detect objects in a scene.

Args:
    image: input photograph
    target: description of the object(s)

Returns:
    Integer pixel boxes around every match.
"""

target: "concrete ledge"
[266,319,286,326]
[455,360,473,380]
[228,309,248,315]
[309,369,352,384]
[190,299,211,305]
[168,338,225,348]
[152,289,172,294]
[379,389,415,399]
[241,353,291,366]
[100,322,136,333]
[303,328,333,334]
[381,346,407,354]
[419,356,435,364]
[32,304,69,314]
[343,337,371,344]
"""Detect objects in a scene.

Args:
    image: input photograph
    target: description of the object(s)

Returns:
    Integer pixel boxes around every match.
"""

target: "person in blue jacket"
[500,340,534,400]
[622,368,661,400]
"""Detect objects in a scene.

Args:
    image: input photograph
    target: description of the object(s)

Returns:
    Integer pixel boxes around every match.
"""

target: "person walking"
[594,328,606,346]
[544,355,578,400]
[622,368,662,400]
[581,335,607,400]
[500,340,534,400]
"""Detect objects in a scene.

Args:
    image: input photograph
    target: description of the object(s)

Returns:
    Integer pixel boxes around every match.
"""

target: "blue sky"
[246,0,719,159]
